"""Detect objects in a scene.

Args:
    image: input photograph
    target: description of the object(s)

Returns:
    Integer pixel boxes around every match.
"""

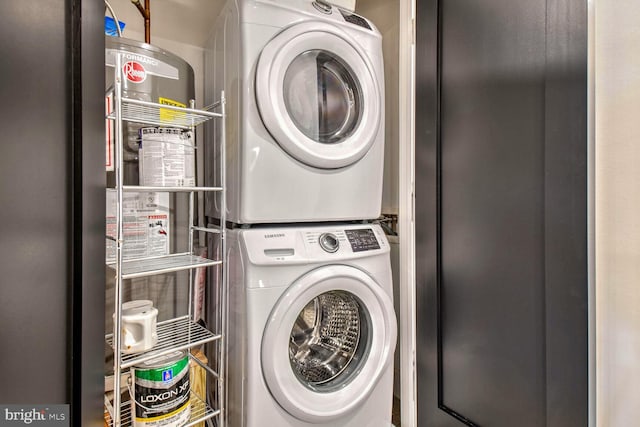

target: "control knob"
[319,233,340,253]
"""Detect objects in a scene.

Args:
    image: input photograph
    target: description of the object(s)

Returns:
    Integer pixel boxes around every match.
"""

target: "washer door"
[255,21,381,169]
[261,265,396,423]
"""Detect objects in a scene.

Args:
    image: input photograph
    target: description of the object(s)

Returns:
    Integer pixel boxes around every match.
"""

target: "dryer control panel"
[339,10,372,31]
[307,1,375,32]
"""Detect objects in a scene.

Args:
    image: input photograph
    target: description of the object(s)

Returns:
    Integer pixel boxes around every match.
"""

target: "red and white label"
[123,61,146,83]
[105,95,114,171]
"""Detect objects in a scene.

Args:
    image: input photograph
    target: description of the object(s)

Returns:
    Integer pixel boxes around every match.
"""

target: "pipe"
[104,0,123,37]
[131,0,151,43]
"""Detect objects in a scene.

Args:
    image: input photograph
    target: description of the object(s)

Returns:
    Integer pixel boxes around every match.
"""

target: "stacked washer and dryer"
[205,1,396,426]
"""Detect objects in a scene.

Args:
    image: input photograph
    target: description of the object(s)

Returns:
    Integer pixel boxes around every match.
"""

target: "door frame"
[398,0,417,426]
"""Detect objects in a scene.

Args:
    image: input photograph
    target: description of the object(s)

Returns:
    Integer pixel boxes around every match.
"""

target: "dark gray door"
[0,1,105,424]
[415,0,588,426]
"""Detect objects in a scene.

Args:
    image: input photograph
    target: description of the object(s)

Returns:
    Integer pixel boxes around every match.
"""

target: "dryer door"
[261,265,396,423]
[255,21,382,169]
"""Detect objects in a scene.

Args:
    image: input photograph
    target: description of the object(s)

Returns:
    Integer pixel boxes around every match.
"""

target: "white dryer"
[205,0,385,224]
[221,223,397,426]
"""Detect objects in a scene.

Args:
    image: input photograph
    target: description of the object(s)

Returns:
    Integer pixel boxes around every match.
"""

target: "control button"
[312,1,333,14]
[319,233,340,253]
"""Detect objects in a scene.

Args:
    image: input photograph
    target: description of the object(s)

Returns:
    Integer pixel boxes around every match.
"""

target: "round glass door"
[255,22,381,169]
[261,265,396,423]
[289,290,370,391]
[283,50,363,145]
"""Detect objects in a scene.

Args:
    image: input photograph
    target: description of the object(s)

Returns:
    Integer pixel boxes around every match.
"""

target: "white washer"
[205,0,386,224]
[223,223,397,426]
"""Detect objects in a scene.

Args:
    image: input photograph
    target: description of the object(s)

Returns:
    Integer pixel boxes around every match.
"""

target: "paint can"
[131,350,191,426]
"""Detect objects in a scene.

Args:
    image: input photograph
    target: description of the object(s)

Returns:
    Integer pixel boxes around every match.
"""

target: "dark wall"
[415,0,588,425]
[0,1,105,424]
[76,0,108,425]
[439,1,546,424]
[0,1,71,403]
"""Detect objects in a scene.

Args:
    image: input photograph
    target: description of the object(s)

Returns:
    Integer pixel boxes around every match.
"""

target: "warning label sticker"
[106,191,170,263]
[159,97,188,123]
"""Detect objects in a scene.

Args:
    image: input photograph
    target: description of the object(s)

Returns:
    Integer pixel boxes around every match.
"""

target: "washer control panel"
[318,233,340,253]
[302,227,384,255]
[345,228,380,252]
[243,225,388,264]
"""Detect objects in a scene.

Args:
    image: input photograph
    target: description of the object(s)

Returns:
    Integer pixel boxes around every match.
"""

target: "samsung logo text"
[264,233,285,239]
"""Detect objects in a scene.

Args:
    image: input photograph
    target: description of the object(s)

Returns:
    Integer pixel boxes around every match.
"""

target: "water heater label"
[123,61,146,83]
[158,97,187,123]
[106,49,179,80]
[105,95,114,171]
[105,191,170,263]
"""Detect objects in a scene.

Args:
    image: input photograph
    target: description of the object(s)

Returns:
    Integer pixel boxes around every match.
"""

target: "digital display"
[339,10,372,31]
[345,229,380,252]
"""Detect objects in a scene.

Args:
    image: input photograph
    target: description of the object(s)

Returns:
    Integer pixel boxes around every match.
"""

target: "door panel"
[415,0,588,425]
[440,0,546,425]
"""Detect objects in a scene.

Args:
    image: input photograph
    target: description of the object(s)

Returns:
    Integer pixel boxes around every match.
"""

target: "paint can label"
[132,352,191,426]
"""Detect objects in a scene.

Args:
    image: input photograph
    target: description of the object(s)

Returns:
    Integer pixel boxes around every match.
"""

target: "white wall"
[595,1,640,425]
[356,0,402,399]
[356,0,400,216]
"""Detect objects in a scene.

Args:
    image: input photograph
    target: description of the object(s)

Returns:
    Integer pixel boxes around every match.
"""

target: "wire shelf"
[107,253,222,280]
[106,316,222,369]
[105,97,222,129]
[107,59,228,425]
[105,389,219,427]
[121,185,223,193]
